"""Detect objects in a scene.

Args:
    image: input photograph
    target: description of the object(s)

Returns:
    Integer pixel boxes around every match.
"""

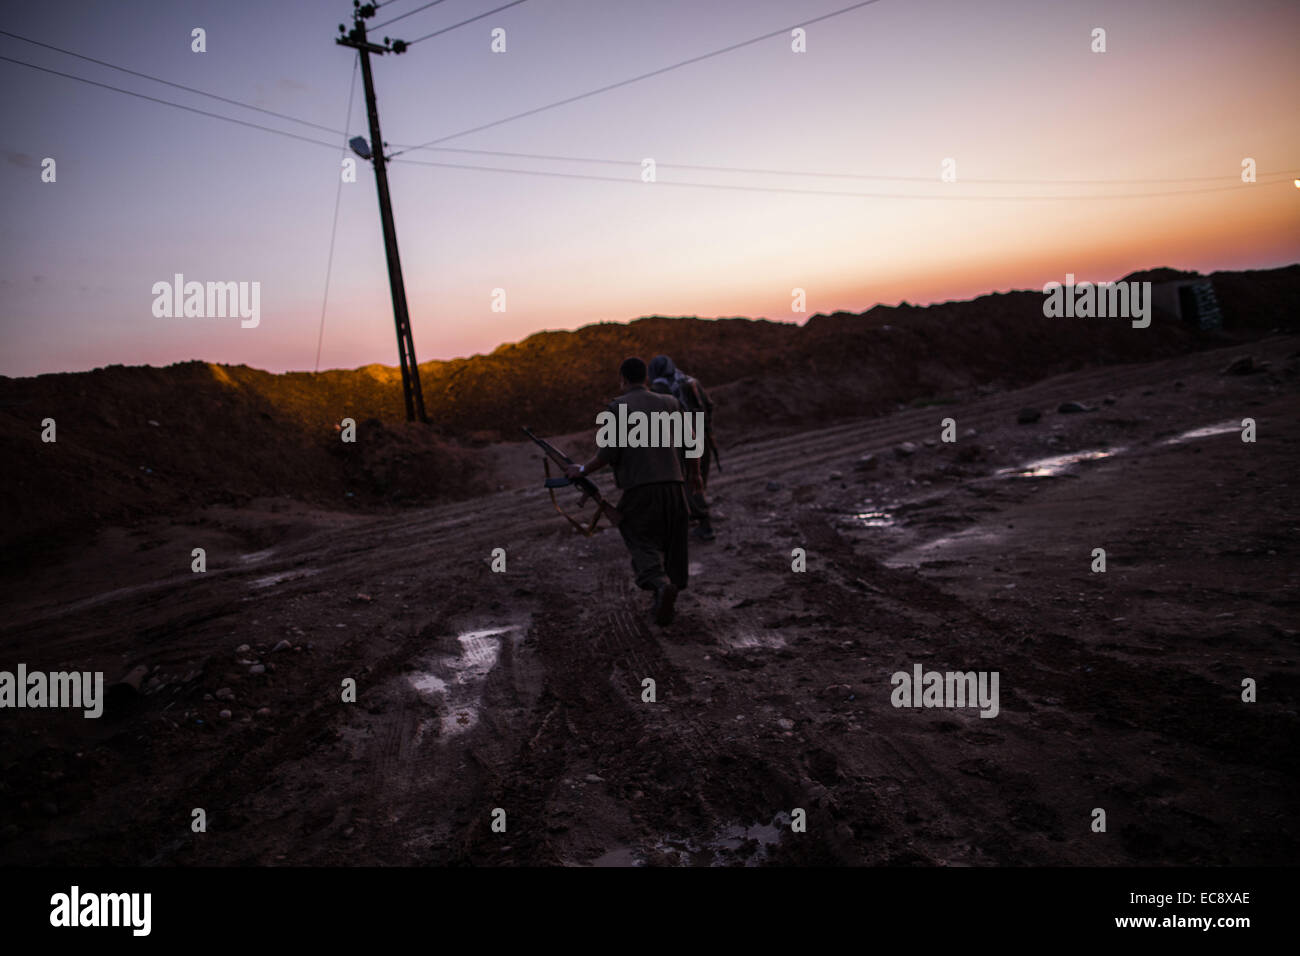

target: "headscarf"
[648,355,688,398]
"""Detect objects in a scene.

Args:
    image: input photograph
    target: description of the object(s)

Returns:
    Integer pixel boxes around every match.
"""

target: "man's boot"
[652,582,678,625]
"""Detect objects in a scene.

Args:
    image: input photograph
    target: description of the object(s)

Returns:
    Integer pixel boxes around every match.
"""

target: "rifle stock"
[521,427,622,531]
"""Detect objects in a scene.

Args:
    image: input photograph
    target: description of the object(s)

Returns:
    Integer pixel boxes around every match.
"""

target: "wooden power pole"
[337,3,428,423]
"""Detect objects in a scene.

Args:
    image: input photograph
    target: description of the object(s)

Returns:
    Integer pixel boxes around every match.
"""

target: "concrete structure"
[1151,279,1223,330]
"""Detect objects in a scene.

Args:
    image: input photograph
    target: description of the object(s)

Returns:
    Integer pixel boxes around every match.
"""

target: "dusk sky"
[2,0,1297,378]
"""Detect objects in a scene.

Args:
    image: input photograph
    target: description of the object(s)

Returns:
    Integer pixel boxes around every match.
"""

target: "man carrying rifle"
[565,357,703,626]
[648,354,716,541]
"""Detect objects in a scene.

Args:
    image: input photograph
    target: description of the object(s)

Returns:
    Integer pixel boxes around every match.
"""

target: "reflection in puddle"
[850,510,896,527]
[249,568,320,588]
[590,815,787,867]
[409,626,518,738]
[591,847,642,867]
[708,818,785,859]
[654,814,788,866]
[1161,421,1238,445]
[884,526,1006,569]
[998,448,1121,478]
[725,632,787,650]
[409,673,446,695]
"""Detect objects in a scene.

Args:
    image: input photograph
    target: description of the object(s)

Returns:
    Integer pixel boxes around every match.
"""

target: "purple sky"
[2,0,1298,377]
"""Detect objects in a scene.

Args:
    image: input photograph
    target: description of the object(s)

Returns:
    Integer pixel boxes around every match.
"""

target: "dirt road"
[2,335,1296,866]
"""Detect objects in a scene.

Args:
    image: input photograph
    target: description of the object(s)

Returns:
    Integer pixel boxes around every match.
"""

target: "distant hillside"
[192,263,1300,440]
[1,263,1296,561]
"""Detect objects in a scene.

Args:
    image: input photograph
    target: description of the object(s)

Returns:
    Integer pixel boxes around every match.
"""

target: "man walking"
[565,357,702,625]
[648,354,716,541]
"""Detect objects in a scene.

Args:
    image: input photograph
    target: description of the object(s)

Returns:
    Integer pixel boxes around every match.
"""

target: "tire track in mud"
[451,550,709,864]
[772,506,1044,864]
[131,577,533,865]
[717,343,1259,479]
[592,563,737,844]
[443,542,831,865]
[586,538,850,863]
[454,584,642,865]
[456,484,1030,865]
[733,356,1160,467]
[329,559,551,864]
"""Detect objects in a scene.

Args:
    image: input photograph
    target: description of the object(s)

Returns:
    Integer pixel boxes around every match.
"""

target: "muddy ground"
[1,335,1297,866]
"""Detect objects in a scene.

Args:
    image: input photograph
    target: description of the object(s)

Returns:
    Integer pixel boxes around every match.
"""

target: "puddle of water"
[710,819,785,856]
[884,526,1006,569]
[410,674,446,695]
[724,632,787,650]
[848,510,896,528]
[1161,421,1239,445]
[249,568,320,588]
[592,816,785,867]
[453,628,512,680]
[408,626,517,738]
[650,814,788,866]
[591,847,643,867]
[997,447,1121,478]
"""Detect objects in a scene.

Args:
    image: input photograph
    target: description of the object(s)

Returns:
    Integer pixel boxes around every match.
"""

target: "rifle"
[686,377,721,474]
[522,426,622,536]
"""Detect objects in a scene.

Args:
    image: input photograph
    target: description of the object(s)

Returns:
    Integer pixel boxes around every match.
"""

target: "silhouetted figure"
[649,354,715,541]
[566,357,703,625]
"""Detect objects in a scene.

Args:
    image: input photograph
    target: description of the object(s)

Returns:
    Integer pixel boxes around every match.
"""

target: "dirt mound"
[0,363,482,565]
[328,417,482,502]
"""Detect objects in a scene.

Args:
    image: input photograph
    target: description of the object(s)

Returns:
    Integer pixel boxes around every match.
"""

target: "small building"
[1151,278,1223,330]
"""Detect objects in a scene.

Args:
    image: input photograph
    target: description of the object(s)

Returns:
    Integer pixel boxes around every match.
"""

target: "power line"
[0,28,345,138]
[5,36,1291,200]
[7,30,1288,189]
[373,0,452,31]
[316,54,361,374]
[390,154,1290,201]
[0,53,341,150]
[1,47,1275,201]
[390,0,886,155]
[406,0,532,46]
[408,144,1300,187]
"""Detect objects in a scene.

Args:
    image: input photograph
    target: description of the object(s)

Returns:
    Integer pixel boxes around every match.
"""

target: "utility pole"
[337,2,428,423]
